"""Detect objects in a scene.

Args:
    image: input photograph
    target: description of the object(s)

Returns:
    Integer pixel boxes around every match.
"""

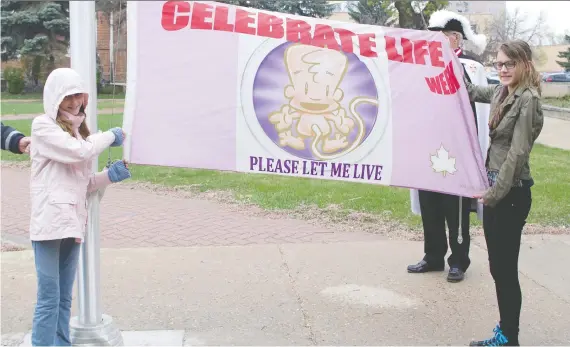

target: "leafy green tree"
[222,0,335,18]
[1,1,69,84]
[348,0,396,26]
[556,35,570,72]
[393,0,448,30]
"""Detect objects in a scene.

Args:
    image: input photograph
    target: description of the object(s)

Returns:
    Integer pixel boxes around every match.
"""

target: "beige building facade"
[447,1,505,34]
[534,44,570,73]
[328,1,354,23]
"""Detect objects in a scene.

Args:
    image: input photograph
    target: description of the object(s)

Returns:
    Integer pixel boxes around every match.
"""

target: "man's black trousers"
[418,190,472,271]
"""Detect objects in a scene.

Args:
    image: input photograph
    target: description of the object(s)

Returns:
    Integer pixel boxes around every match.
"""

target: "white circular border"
[240,38,392,165]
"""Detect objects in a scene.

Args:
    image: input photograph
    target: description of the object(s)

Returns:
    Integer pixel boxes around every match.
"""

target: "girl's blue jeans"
[31,238,81,346]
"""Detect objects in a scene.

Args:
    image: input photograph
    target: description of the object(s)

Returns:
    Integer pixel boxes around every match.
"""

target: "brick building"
[96,11,127,84]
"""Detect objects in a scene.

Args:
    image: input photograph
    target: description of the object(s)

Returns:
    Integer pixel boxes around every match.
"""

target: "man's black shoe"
[407,260,444,273]
[447,267,465,282]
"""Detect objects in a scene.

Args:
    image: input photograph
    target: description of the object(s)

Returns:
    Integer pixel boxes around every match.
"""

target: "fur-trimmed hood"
[428,9,487,55]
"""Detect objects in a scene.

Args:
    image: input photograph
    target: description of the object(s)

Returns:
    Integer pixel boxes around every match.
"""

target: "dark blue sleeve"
[1,122,25,154]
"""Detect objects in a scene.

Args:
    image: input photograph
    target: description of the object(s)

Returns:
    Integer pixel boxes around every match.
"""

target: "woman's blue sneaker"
[469,325,518,346]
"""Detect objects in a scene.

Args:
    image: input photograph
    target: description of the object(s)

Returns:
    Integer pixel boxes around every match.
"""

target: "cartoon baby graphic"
[268,43,378,160]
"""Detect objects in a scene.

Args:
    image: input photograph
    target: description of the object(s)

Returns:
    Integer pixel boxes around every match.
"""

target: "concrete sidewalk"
[2,235,570,346]
[535,116,570,150]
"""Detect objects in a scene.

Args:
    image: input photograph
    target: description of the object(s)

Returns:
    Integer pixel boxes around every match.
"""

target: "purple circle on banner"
[252,41,379,161]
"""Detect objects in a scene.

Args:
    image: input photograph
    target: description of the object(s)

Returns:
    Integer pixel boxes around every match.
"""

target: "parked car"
[543,72,570,82]
[486,72,500,85]
[541,72,553,81]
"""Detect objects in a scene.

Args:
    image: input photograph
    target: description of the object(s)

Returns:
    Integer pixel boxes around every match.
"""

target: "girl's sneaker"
[469,324,518,346]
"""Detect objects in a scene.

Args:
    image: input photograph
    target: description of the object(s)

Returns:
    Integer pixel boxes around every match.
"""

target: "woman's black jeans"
[483,186,532,344]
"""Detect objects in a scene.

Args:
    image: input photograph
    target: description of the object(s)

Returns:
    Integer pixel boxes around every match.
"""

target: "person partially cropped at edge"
[463,40,543,346]
[408,10,490,283]
[2,122,31,154]
[29,68,132,346]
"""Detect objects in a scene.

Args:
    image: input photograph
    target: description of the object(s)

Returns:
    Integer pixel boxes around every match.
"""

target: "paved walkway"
[2,165,570,345]
[2,235,570,345]
[535,116,570,150]
[1,167,383,248]
[0,99,42,103]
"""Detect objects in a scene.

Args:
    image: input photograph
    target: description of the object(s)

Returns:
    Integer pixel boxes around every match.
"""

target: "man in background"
[407,10,490,283]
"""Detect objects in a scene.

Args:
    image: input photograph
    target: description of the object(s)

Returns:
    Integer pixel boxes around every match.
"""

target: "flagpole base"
[70,314,123,346]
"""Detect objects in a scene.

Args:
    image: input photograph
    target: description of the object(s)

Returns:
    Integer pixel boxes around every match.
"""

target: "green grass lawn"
[2,115,569,228]
[543,95,570,109]
[1,92,45,100]
[1,99,124,116]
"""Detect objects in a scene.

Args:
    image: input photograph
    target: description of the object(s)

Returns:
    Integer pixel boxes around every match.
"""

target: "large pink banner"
[123,1,489,197]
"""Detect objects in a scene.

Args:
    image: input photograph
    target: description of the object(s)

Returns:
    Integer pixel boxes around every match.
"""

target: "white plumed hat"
[427,9,487,54]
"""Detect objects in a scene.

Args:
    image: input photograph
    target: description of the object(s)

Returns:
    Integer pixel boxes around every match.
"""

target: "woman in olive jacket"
[464,40,544,346]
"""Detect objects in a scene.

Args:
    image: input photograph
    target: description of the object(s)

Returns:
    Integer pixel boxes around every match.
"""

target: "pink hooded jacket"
[29,68,116,241]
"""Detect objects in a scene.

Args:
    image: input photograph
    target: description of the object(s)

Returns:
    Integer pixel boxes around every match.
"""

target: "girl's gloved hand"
[107,160,131,183]
[109,127,126,147]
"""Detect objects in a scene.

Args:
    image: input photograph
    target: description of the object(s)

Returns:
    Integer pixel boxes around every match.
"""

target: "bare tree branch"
[468,7,550,64]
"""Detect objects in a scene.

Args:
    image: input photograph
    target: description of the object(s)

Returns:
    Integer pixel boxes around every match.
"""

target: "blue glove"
[109,127,124,147]
[107,160,131,183]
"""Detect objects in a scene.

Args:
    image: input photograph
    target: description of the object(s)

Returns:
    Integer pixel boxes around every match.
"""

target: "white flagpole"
[68,2,123,345]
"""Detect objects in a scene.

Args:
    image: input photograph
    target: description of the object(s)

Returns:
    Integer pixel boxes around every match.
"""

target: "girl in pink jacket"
[29,68,131,346]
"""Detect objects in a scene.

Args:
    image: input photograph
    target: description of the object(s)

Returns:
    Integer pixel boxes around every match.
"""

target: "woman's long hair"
[56,105,91,139]
[489,40,541,130]
[499,40,541,95]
